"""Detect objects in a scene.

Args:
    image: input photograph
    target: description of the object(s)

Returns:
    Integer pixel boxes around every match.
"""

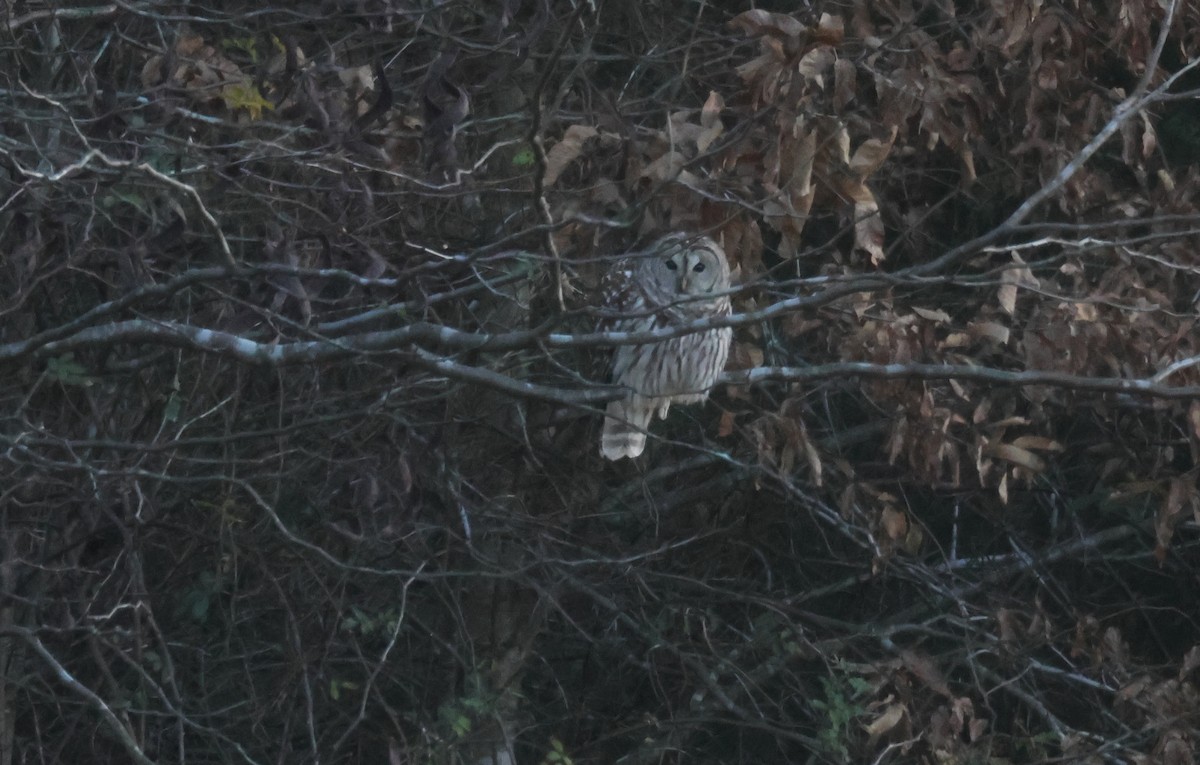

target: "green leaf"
[222,82,274,120]
[47,354,96,387]
[163,391,182,423]
[222,36,259,62]
[100,188,149,213]
[452,714,471,737]
[511,148,536,167]
[190,593,210,622]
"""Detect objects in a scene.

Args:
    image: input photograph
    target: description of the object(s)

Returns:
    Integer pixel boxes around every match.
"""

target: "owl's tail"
[601,397,653,460]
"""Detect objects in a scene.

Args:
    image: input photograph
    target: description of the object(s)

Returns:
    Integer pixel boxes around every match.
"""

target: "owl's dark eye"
[693,262,706,273]
[665,259,678,270]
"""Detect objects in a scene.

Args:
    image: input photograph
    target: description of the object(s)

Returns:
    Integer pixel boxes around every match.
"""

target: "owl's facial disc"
[681,250,720,294]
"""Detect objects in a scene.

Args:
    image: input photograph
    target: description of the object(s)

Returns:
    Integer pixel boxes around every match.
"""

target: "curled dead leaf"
[700,90,724,129]
[998,253,1041,315]
[728,9,808,42]
[942,332,970,348]
[998,282,1018,315]
[1010,435,1064,452]
[1179,644,1200,681]
[543,125,599,186]
[967,321,1010,345]
[797,47,836,88]
[718,410,735,439]
[1154,476,1195,564]
[900,649,952,698]
[913,306,952,323]
[850,185,886,265]
[849,127,898,179]
[880,506,908,540]
[983,442,1046,472]
[833,58,857,110]
[800,424,823,487]
[864,702,906,740]
[960,147,977,185]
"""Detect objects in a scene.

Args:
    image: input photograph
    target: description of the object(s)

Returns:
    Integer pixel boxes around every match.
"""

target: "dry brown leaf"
[986,416,1032,430]
[736,51,778,88]
[942,332,971,348]
[1154,476,1193,563]
[887,417,908,465]
[1101,626,1128,666]
[141,55,167,88]
[727,340,764,371]
[838,483,856,519]
[968,716,987,742]
[337,64,375,92]
[968,321,1011,345]
[864,702,906,739]
[996,608,1020,643]
[1115,676,1152,702]
[700,90,724,129]
[784,119,817,187]
[667,109,706,146]
[1178,645,1200,681]
[913,306,952,323]
[783,315,822,337]
[1158,167,1177,192]
[696,93,725,153]
[902,522,924,556]
[713,217,763,275]
[849,127,898,179]
[900,649,952,698]
[640,150,698,186]
[970,400,991,427]
[948,378,967,400]
[717,410,735,439]
[951,697,975,733]
[176,34,205,56]
[797,47,836,88]
[998,282,1019,315]
[1010,435,1064,452]
[1072,301,1099,321]
[880,506,908,540]
[998,255,1040,315]
[848,184,886,264]
[728,9,809,40]
[543,125,598,186]
[814,13,845,45]
[984,443,1046,472]
[960,147,977,185]
[1160,733,1192,765]
[830,121,852,165]
[833,58,857,110]
[798,420,823,487]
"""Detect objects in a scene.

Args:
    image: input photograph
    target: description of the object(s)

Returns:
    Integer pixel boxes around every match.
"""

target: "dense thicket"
[3,1,1200,763]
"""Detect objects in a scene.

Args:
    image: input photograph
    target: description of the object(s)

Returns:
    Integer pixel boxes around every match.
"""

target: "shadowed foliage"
[3,1,1200,763]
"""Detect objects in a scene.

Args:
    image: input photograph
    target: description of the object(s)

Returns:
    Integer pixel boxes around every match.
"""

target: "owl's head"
[642,234,730,297]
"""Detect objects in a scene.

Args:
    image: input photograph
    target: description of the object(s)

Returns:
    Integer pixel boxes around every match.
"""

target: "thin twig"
[2,626,157,765]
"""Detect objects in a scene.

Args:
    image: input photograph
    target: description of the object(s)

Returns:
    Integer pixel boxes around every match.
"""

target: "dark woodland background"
[4,1,1200,763]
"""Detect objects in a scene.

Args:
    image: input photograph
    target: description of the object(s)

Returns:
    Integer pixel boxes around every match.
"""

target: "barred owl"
[599,233,733,460]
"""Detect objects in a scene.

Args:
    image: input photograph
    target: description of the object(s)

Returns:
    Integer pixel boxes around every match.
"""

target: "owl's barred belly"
[621,328,732,398]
